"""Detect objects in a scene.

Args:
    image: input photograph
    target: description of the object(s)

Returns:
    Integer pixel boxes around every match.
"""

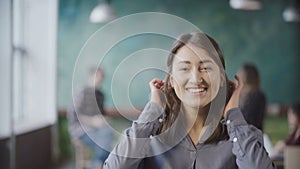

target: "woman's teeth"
[188,88,206,93]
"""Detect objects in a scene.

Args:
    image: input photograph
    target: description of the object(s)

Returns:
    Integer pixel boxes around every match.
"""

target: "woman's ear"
[220,74,226,87]
[169,76,174,88]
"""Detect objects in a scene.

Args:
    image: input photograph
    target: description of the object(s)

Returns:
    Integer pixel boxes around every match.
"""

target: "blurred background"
[0,0,299,168]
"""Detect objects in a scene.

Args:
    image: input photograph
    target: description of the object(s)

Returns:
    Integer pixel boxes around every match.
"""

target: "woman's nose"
[190,68,203,83]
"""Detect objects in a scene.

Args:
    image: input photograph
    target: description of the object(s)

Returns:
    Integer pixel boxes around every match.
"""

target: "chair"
[72,139,91,169]
[284,146,300,169]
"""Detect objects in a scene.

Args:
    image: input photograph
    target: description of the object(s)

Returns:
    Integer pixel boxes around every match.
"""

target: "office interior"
[0,0,299,169]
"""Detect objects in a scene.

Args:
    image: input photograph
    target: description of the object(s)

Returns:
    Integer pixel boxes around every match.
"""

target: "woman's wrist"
[150,90,163,107]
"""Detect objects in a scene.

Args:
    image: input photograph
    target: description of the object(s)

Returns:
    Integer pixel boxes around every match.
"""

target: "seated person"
[270,103,300,159]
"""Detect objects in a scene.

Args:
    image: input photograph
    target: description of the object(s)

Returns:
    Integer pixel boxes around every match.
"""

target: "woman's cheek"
[208,73,221,98]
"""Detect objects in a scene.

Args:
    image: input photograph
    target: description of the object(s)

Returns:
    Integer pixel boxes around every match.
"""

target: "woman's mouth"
[187,86,208,96]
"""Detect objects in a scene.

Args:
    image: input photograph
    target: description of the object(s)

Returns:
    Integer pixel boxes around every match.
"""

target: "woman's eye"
[200,67,211,71]
[179,67,189,71]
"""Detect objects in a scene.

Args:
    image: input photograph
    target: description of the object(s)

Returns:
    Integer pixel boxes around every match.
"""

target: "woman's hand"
[223,75,244,117]
[149,78,165,107]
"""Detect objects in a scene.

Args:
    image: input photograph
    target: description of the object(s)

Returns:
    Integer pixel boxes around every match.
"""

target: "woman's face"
[170,43,223,109]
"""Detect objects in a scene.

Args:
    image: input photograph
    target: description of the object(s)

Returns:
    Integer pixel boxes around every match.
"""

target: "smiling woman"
[156,32,232,144]
[103,31,275,169]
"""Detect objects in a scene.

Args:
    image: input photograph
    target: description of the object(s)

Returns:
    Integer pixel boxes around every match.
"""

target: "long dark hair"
[157,32,233,143]
[291,103,300,120]
[240,63,260,90]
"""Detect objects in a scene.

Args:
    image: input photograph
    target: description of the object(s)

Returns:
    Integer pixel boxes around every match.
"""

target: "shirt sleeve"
[225,108,275,169]
[103,102,164,169]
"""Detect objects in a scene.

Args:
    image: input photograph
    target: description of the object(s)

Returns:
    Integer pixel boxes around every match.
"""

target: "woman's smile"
[186,85,208,96]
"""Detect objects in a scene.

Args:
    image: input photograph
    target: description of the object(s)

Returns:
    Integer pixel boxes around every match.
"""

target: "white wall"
[0,0,12,138]
[0,0,58,138]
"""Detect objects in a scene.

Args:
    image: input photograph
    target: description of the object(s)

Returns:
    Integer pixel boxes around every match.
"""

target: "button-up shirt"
[104,102,275,169]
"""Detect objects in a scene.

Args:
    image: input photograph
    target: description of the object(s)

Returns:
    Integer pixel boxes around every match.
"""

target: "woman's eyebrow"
[177,60,213,64]
[178,60,191,64]
[199,60,213,64]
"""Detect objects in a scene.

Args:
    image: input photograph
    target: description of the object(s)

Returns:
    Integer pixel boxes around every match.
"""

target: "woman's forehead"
[174,44,216,64]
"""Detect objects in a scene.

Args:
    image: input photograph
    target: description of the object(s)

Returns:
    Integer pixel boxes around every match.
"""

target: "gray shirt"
[104,102,275,169]
[67,86,106,139]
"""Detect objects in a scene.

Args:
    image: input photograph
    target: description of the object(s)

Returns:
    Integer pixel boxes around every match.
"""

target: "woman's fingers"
[234,75,243,92]
[223,75,243,117]
[149,78,165,107]
[149,78,164,91]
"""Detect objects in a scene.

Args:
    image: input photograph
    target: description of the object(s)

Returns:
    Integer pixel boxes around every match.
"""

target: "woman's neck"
[183,105,209,145]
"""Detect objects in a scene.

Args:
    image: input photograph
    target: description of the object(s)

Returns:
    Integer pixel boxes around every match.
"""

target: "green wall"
[58,0,300,109]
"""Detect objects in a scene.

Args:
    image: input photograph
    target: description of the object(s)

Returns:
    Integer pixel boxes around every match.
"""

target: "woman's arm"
[104,79,165,169]
[103,102,164,169]
[225,108,275,169]
[270,140,286,158]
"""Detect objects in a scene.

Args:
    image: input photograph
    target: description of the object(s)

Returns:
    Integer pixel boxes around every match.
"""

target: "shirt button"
[158,118,163,123]
[226,120,231,124]
[233,137,238,142]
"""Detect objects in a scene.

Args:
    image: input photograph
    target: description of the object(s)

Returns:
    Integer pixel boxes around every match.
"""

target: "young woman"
[271,103,300,159]
[237,63,266,131]
[103,32,275,169]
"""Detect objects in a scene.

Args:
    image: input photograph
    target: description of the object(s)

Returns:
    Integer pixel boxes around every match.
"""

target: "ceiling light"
[230,0,262,10]
[283,1,300,22]
[89,0,116,23]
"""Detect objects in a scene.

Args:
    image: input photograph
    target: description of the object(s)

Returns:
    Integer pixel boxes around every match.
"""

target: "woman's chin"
[183,102,210,110]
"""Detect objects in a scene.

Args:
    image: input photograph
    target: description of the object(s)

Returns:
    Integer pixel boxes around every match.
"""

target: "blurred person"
[103,32,275,169]
[270,103,300,159]
[67,66,114,169]
[237,63,266,131]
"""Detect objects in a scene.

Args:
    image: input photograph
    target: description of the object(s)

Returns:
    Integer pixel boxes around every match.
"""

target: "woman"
[271,103,300,158]
[237,63,266,131]
[286,103,300,145]
[103,32,274,169]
